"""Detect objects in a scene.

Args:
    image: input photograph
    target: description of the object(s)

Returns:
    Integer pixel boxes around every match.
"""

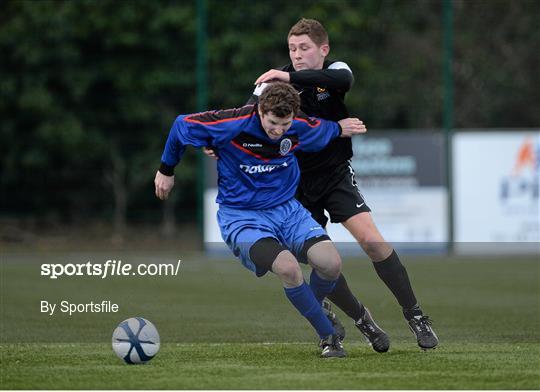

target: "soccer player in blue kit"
[154,82,372,357]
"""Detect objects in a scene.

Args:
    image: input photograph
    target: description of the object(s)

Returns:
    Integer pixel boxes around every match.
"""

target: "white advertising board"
[204,133,449,254]
[453,132,539,251]
[326,187,448,244]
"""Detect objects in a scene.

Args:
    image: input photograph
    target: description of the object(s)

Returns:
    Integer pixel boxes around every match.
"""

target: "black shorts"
[295,161,371,227]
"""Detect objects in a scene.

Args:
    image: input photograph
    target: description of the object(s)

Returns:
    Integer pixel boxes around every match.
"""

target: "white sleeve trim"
[253,82,269,97]
[328,61,352,74]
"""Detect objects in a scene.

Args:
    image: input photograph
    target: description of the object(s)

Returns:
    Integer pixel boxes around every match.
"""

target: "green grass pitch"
[1,252,539,389]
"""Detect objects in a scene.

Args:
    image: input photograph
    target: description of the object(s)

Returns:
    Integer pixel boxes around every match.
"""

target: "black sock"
[373,250,421,319]
[327,273,365,322]
[402,304,423,320]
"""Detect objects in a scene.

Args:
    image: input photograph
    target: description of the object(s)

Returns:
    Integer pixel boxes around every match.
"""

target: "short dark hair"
[288,18,329,46]
[258,82,300,118]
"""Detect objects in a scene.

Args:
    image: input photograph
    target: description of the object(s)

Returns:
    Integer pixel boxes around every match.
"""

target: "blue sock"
[309,269,337,305]
[284,281,334,339]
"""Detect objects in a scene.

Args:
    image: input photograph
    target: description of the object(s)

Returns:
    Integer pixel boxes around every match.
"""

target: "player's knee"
[306,240,342,280]
[250,237,288,274]
[351,226,385,255]
[272,256,304,286]
[321,252,342,280]
[345,213,384,246]
[358,237,394,262]
[250,238,302,285]
[361,238,379,256]
[353,228,375,246]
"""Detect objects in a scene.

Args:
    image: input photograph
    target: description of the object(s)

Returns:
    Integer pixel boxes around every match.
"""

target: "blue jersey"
[160,104,341,210]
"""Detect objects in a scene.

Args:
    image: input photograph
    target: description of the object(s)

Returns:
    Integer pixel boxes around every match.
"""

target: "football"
[112,317,160,364]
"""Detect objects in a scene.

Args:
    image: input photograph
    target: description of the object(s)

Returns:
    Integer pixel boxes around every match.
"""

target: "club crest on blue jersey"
[280,138,293,156]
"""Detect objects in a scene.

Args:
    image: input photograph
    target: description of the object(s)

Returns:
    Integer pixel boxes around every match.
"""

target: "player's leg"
[248,238,328,328]
[327,162,437,349]
[342,212,438,349]
[294,188,347,339]
[342,212,410,297]
[281,199,350,357]
[299,239,346,358]
[284,199,342,306]
[301,164,390,351]
[249,237,344,358]
[302,235,390,352]
[304,238,341,304]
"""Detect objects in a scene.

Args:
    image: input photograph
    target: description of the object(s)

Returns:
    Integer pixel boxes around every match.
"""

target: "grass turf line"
[1,255,539,389]
[1,342,539,389]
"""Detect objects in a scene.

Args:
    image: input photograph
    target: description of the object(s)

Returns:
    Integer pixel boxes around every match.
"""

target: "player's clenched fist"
[337,118,367,137]
[154,171,174,200]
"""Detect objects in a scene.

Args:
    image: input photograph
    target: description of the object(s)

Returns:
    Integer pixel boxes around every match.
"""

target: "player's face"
[259,110,294,140]
[288,34,329,71]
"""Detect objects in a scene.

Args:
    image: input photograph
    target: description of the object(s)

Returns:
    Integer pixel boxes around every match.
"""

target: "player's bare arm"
[255,69,291,85]
[154,171,174,200]
[338,118,366,137]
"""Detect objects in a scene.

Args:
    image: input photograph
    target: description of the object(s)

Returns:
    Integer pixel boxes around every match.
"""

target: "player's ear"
[320,43,330,57]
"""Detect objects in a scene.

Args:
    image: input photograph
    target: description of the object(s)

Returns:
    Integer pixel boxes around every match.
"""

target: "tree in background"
[1,0,538,240]
[0,0,197,241]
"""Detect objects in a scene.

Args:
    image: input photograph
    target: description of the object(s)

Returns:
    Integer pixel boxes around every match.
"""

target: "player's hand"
[203,147,218,160]
[154,171,175,200]
[338,118,367,138]
[254,69,290,85]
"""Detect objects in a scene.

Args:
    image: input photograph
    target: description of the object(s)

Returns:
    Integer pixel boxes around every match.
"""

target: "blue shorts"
[217,198,328,276]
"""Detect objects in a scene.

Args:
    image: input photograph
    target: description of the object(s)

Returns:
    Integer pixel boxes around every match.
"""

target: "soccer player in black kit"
[250,18,438,351]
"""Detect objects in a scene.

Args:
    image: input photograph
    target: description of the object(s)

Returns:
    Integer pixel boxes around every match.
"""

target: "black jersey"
[250,60,354,176]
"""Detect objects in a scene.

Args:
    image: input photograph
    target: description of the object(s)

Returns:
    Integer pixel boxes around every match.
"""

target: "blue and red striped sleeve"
[160,105,256,171]
[294,115,342,152]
